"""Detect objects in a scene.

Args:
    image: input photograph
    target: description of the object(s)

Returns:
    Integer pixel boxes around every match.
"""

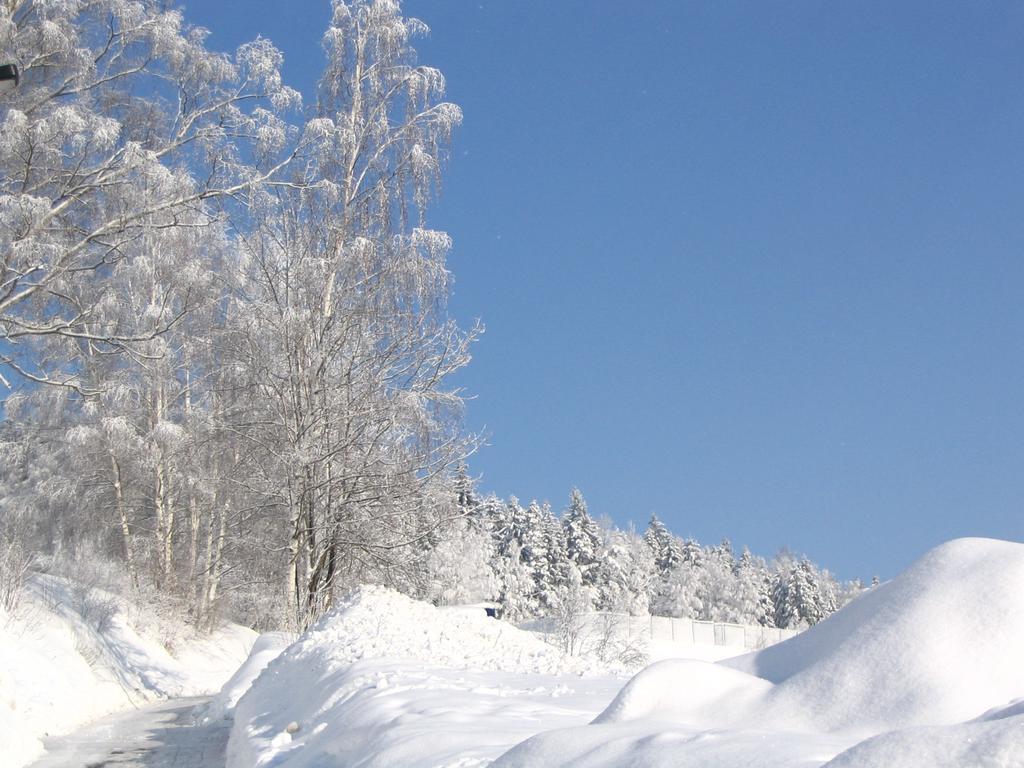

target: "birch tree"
[0,0,298,389]
[226,0,474,628]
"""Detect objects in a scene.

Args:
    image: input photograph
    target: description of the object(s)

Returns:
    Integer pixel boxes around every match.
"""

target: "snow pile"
[725,537,1024,733]
[822,716,1024,768]
[226,540,1024,767]
[227,585,632,767]
[591,658,772,730]
[205,632,295,721]
[495,537,1024,767]
[249,585,606,677]
[0,574,256,768]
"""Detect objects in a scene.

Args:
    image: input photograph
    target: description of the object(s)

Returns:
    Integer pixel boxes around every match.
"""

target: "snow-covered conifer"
[643,514,682,576]
[562,488,603,589]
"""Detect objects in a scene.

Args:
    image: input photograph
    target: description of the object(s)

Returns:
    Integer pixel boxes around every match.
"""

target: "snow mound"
[226,540,1024,768]
[493,724,852,768]
[270,585,594,676]
[822,714,1024,768]
[206,632,295,721]
[492,537,1024,767]
[727,537,1024,731]
[592,659,771,729]
[1,574,256,768]
[227,585,618,767]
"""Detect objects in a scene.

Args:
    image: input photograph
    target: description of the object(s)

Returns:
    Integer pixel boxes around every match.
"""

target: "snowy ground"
[498,538,1024,767]
[1,575,255,767]
[10,537,1024,767]
[226,538,1024,768]
[27,697,228,768]
[224,587,756,767]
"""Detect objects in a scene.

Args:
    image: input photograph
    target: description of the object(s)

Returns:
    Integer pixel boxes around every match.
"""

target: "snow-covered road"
[27,697,227,768]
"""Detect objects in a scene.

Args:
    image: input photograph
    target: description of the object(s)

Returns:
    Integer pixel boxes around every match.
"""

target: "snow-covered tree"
[0,0,298,390]
[495,541,538,621]
[599,525,652,615]
[221,0,474,628]
[773,559,834,629]
[563,488,602,592]
[423,517,497,606]
[535,503,571,612]
[699,543,739,622]
[658,559,703,619]
[733,548,771,626]
[644,514,682,575]
[645,514,685,616]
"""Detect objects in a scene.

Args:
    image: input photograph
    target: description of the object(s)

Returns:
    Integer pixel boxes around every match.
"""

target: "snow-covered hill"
[496,537,1024,767]
[226,537,1024,768]
[0,574,256,767]
[226,586,639,767]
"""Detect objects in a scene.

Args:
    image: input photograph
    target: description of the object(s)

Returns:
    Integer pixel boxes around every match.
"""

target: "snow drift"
[725,537,1024,733]
[495,537,1024,767]
[204,631,295,722]
[226,585,629,767]
[224,539,1024,767]
[1,574,256,768]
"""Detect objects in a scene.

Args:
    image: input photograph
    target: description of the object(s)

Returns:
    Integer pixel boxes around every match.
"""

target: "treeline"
[413,483,863,630]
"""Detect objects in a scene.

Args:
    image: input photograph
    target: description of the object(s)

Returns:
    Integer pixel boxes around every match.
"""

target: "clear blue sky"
[186,0,1024,581]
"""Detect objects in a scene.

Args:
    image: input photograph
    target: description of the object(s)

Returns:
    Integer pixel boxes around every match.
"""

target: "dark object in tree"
[0,63,19,92]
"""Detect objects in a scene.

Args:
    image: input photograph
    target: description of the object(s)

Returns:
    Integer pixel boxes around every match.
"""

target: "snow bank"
[822,715,1024,767]
[592,658,772,729]
[205,632,294,721]
[0,574,256,767]
[243,585,602,678]
[227,586,629,767]
[226,540,1024,767]
[494,723,852,768]
[494,537,1024,767]
[727,536,1024,732]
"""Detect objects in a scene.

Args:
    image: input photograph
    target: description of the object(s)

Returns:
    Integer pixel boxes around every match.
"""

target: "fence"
[523,612,800,652]
[646,615,799,650]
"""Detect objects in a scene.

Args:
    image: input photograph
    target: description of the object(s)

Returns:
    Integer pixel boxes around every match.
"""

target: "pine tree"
[773,559,828,628]
[454,463,477,512]
[537,503,571,612]
[492,496,526,556]
[733,548,770,626]
[680,538,704,568]
[791,560,823,626]
[757,572,777,628]
[772,569,796,629]
[599,526,652,615]
[562,488,603,589]
[496,541,538,621]
[643,514,682,576]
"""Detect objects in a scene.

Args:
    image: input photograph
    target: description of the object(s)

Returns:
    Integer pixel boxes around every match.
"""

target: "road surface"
[28,697,229,768]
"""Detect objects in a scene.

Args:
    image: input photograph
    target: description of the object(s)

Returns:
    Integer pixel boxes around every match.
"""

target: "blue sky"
[186,1,1024,581]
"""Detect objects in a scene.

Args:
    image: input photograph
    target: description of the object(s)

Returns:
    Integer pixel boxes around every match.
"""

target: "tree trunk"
[109,451,138,589]
[188,495,200,603]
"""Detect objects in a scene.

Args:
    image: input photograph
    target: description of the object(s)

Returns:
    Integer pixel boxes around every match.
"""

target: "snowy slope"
[226,539,1024,767]
[495,537,1024,767]
[226,586,633,767]
[205,631,295,721]
[725,537,1024,733]
[0,574,256,768]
